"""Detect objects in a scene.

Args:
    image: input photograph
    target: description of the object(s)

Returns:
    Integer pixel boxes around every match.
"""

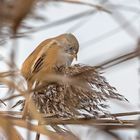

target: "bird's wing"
[31,53,46,73]
[31,40,59,74]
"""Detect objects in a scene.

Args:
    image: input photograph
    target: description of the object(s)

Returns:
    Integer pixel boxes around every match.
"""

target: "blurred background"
[0,0,140,140]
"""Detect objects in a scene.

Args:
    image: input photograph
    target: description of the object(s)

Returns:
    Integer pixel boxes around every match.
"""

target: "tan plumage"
[21,33,79,88]
[21,33,79,118]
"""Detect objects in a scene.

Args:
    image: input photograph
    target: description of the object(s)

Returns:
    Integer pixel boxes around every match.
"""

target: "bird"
[21,33,79,118]
[21,33,79,88]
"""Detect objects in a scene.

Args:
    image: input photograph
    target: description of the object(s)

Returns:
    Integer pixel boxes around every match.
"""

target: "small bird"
[21,33,79,118]
[21,33,79,88]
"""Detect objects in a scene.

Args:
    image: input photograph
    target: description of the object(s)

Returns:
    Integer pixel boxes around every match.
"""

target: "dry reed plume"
[13,64,126,118]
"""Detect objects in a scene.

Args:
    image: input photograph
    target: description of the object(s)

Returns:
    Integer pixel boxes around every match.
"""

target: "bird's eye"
[69,47,73,51]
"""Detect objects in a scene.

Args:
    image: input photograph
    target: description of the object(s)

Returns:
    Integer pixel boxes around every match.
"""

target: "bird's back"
[21,38,52,80]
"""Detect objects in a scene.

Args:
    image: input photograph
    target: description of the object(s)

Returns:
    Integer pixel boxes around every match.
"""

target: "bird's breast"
[45,47,73,69]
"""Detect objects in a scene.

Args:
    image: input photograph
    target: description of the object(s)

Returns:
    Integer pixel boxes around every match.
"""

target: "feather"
[32,54,46,73]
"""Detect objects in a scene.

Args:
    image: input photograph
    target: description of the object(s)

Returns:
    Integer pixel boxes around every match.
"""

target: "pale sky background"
[1,0,140,139]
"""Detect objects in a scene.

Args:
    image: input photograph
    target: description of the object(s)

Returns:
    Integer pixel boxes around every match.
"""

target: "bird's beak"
[73,54,77,60]
[75,54,77,60]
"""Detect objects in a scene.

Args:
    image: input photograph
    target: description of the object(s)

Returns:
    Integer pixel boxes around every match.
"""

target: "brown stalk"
[11,0,35,32]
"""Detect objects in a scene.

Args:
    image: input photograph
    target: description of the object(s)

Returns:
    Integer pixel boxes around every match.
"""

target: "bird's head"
[55,33,79,61]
